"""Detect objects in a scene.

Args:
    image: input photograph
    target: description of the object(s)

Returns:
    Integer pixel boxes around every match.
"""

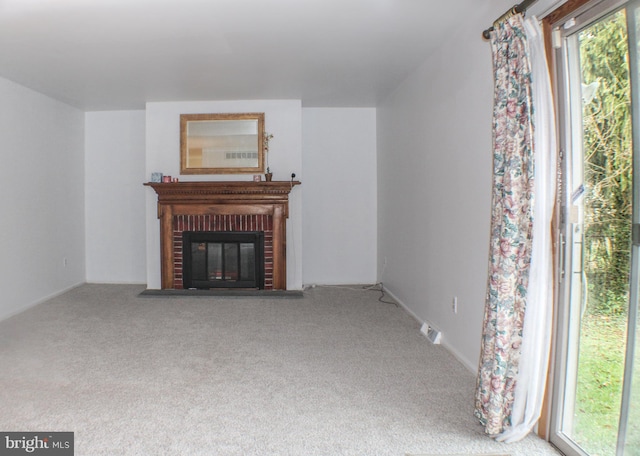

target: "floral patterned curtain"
[474,13,535,436]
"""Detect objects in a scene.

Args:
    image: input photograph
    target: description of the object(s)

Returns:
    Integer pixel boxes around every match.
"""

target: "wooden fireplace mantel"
[145,181,301,290]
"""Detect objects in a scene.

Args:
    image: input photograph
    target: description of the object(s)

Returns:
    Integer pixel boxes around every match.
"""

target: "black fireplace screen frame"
[182,231,265,289]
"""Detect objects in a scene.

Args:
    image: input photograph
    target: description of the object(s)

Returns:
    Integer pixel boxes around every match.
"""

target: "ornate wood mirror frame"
[180,112,265,174]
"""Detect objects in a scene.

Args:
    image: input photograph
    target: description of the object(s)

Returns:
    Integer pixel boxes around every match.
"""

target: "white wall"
[0,77,85,320]
[302,108,377,285]
[376,1,514,370]
[145,100,303,290]
[85,110,147,284]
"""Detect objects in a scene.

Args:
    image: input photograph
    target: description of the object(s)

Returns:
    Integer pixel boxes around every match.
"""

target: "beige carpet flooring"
[0,284,562,456]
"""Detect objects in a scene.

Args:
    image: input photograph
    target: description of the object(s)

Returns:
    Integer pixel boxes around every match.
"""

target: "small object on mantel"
[151,172,163,183]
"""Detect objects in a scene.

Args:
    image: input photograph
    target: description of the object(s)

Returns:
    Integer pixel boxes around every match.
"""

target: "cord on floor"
[304,283,397,306]
[362,283,398,306]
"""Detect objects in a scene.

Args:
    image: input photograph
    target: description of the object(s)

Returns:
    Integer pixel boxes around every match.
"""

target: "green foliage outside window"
[580,10,632,317]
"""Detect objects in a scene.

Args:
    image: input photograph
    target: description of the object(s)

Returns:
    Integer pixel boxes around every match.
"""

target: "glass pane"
[623,6,640,454]
[224,243,238,281]
[207,243,223,280]
[191,242,207,281]
[563,9,633,456]
[626,287,640,453]
[240,243,255,281]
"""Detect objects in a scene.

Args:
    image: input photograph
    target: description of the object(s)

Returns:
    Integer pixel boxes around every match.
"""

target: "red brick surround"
[173,214,274,289]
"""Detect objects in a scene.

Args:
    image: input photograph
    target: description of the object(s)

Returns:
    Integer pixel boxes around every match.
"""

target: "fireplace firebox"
[182,231,264,289]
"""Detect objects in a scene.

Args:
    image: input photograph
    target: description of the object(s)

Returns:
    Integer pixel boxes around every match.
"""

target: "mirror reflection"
[180,113,264,174]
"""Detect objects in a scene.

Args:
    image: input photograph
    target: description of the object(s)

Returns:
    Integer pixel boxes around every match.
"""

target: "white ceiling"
[0,0,478,111]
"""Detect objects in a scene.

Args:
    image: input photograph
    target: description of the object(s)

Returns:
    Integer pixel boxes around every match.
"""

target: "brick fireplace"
[174,214,272,289]
[145,181,300,290]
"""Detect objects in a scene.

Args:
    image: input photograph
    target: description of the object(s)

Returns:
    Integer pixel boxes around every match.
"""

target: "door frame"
[542,1,640,454]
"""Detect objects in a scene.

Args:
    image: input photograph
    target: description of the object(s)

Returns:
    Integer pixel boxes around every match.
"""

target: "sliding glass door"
[551,0,640,455]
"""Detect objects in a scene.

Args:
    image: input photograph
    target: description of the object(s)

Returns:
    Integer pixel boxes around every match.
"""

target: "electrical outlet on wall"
[381,257,388,279]
[452,296,458,314]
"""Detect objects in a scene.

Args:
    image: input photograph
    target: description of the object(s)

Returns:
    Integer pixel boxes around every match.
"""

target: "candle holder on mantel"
[263,132,274,182]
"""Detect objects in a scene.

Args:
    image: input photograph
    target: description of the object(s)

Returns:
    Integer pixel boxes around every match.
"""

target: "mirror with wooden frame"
[180,113,265,174]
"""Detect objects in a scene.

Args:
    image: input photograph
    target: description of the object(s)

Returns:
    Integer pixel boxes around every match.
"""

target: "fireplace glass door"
[183,231,264,289]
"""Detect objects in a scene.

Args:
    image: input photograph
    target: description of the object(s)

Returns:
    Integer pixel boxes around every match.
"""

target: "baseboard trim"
[381,285,477,374]
[86,280,147,285]
[0,282,84,322]
[441,339,478,374]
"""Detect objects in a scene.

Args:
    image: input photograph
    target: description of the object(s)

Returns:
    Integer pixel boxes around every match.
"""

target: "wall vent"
[420,322,442,344]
